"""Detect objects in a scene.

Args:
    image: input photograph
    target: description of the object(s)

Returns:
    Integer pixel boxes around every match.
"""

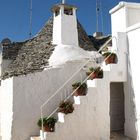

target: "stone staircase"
[30,33,127,140]
[30,64,119,140]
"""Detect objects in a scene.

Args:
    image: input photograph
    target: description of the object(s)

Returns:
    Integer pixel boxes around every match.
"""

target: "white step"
[30,136,40,140]
[73,95,87,105]
[73,96,81,105]
[87,79,97,87]
[101,63,117,72]
[31,130,50,140]
[58,112,65,123]
[101,62,111,71]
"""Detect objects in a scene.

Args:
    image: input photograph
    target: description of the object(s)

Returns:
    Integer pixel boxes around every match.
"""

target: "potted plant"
[86,67,103,80]
[58,101,74,114]
[72,82,87,96]
[102,51,117,64]
[58,101,74,123]
[37,117,57,132]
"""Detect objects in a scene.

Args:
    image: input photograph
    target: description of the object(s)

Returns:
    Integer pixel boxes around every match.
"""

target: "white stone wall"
[110,2,140,139]
[45,78,110,140]
[0,78,13,140]
[110,2,140,36]
[52,14,61,45]
[61,12,78,46]
[127,8,140,27]
[125,24,140,139]
[0,61,89,140]
[108,32,127,82]
[110,5,127,35]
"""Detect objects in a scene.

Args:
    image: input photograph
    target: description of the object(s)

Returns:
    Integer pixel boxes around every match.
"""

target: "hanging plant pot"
[72,82,87,96]
[43,125,54,132]
[88,72,98,80]
[58,101,74,114]
[103,52,117,65]
[86,67,103,80]
[37,117,57,132]
[73,88,83,96]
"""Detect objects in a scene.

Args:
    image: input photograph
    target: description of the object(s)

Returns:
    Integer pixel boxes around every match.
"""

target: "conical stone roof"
[1,17,97,79]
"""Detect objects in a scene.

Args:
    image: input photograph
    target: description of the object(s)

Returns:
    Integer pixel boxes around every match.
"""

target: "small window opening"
[55,9,60,17]
[64,8,73,15]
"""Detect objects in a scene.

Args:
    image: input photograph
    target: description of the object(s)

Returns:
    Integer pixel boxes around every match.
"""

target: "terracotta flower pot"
[104,54,116,65]
[88,72,103,80]
[73,88,82,96]
[72,82,87,97]
[43,125,55,132]
[73,87,87,96]
[59,101,74,114]
[89,72,98,80]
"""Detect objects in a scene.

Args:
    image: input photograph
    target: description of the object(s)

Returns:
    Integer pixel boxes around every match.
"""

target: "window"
[55,9,60,16]
[64,8,73,15]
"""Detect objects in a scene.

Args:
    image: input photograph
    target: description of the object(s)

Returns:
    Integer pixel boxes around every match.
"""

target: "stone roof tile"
[1,17,97,79]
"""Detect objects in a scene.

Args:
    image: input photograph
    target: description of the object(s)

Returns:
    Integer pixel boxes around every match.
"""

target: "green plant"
[86,67,103,79]
[45,117,57,129]
[102,52,116,57]
[72,82,87,89]
[37,117,47,127]
[72,82,81,89]
[59,101,74,114]
[72,82,87,96]
[37,117,57,132]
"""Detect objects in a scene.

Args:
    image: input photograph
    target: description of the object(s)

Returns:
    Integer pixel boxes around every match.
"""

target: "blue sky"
[0,0,139,42]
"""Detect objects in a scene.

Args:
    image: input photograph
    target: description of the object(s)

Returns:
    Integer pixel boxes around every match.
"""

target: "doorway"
[110,82,125,132]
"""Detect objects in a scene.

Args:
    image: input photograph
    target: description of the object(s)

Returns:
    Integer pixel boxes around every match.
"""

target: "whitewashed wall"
[110,5,127,36]
[45,78,110,140]
[125,24,140,139]
[61,13,78,46]
[0,78,13,140]
[110,2,140,139]
[0,61,90,140]
[110,2,140,37]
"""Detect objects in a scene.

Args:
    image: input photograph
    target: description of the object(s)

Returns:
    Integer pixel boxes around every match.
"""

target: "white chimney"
[51,4,78,46]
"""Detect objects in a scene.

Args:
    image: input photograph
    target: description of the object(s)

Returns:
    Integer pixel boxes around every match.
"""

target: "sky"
[0,0,139,42]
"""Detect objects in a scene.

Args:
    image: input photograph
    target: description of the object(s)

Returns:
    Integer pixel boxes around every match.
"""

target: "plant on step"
[37,117,57,132]
[58,101,74,114]
[102,51,117,65]
[72,82,87,96]
[86,67,103,80]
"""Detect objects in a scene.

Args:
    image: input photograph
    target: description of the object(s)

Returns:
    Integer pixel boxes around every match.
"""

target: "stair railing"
[40,37,113,137]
